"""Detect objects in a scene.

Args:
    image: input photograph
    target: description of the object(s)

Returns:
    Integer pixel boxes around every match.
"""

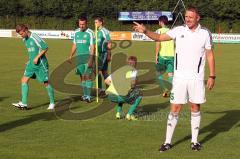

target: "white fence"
[1,29,240,43]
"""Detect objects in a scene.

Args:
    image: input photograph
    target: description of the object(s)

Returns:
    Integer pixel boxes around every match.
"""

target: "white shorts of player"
[170,78,206,104]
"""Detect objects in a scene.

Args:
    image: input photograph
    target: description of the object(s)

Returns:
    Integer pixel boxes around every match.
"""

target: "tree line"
[0,0,239,32]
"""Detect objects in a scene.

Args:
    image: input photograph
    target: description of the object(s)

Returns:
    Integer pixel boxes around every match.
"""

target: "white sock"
[191,111,201,144]
[165,112,179,144]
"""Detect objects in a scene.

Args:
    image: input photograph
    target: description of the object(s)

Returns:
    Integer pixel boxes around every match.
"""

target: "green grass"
[0,38,240,159]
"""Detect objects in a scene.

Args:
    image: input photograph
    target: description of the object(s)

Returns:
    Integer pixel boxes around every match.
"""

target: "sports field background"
[0,38,239,159]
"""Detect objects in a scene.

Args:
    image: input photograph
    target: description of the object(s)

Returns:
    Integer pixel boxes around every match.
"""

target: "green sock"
[81,81,87,96]
[46,84,55,104]
[86,80,93,97]
[21,83,28,105]
[128,96,142,115]
[98,74,102,90]
[116,103,123,113]
[158,74,167,90]
[168,76,173,84]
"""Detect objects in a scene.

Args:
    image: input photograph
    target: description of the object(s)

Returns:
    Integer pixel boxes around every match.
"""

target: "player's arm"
[32,34,48,64]
[69,33,77,62]
[206,49,216,90]
[33,48,48,64]
[69,43,76,61]
[105,31,112,62]
[107,41,112,62]
[88,44,95,68]
[155,42,160,63]
[133,22,172,41]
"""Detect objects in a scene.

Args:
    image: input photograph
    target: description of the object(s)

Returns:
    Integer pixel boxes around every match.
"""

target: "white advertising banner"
[131,32,153,41]
[131,32,240,43]
[1,29,240,44]
[212,33,240,44]
[30,30,74,39]
[0,29,12,37]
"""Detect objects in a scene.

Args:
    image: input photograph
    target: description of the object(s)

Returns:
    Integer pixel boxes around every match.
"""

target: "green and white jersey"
[73,28,95,55]
[23,32,48,68]
[156,27,175,57]
[97,27,111,54]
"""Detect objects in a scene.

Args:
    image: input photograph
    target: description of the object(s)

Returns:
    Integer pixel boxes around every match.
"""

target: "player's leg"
[188,79,205,151]
[190,103,202,151]
[167,57,174,86]
[102,70,109,87]
[99,69,109,98]
[12,76,30,108]
[84,67,94,102]
[43,81,55,110]
[156,56,167,96]
[98,54,108,97]
[166,57,174,84]
[76,64,88,100]
[159,104,182,152]
[159,78,188,152]
[115,102,123,119]
[81,75,88,100]
[21,76,30,105]
[126,96,142,121]
[97,54,104,93]
[97,71,103,92]
[108,94,125,119]
[12,65,34,108]
[162,57,174,97]
[35,64,55,109]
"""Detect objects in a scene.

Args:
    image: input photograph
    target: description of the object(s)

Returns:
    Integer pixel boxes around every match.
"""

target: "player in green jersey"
[12,24,55,110]
[94,17,111,98]
[155,16,175,97]
[69,16,95,103]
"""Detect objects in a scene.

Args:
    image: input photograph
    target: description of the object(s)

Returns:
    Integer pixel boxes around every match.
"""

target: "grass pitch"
[0,38,239,159]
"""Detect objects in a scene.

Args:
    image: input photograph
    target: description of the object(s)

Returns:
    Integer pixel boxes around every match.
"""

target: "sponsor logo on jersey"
[27,47,35,52]
[76,40,87,43]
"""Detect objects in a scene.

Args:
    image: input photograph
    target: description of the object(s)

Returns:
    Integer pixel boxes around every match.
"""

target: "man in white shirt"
[133,6,215,152]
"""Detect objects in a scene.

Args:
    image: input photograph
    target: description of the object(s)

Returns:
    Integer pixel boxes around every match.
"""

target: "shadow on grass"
[0,96,83,133]
[136,101,170,120]
[30,95,96,110]
[0,96,115,132]
[173,109,240,146]
[0,96,9,103]
[0,110,57,133]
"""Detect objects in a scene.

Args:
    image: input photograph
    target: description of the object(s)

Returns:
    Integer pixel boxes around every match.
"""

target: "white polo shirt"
[166,24,213,80]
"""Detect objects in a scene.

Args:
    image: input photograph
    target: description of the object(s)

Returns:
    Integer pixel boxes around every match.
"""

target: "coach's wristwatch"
[209,76,216,79]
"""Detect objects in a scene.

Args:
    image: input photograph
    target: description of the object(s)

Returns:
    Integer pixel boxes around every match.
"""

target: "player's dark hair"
[186,6,199,15]
[158,16,168,25]
[78,16,87,22]
[128,56,137,63]
[95,16,103,23]
[16,24,28,33]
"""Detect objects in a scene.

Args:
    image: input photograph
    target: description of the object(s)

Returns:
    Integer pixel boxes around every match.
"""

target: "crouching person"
[105,56,142,120]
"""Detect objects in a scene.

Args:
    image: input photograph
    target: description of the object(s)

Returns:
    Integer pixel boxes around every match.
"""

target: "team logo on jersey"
[30,41,34,46]
[83,34,87,38]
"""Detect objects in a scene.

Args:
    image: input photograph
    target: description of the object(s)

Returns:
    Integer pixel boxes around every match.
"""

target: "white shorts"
[170,78,206,104]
